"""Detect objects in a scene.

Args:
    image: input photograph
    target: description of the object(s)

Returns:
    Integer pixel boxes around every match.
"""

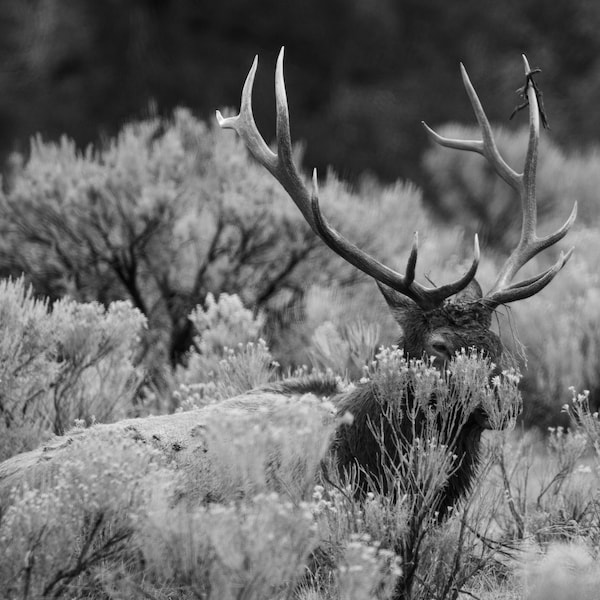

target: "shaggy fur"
[266,370,488,518]
[264,284,504,517]
[255,373,344,398]
[332,381,485,517]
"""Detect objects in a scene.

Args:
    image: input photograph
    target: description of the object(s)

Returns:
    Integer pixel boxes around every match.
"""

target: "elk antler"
[216,47,480,311]
[423,55,577,307]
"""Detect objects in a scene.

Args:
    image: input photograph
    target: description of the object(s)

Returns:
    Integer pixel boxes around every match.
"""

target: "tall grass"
[0,335,526,600]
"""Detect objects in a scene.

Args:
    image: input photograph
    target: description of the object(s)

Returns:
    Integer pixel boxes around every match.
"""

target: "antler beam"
[423,55,577,306]
[217,47,480,311]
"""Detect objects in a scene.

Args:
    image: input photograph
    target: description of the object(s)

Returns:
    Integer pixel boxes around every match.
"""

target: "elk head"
[216,49,576,372]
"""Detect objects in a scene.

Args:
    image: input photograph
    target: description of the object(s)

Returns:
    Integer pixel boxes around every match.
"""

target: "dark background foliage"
[1,0,600,200]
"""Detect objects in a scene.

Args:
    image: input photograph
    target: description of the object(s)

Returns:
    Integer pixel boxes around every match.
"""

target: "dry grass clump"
[523,542,600,600]
[0,277,145,461]
[175,338,278,407]
[180,392,339,504]
[0,435,171,598]
[140,492,318,600]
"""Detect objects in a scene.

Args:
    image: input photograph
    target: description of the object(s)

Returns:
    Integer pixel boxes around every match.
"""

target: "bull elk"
[0,51,575,519]
[215,49,576,508]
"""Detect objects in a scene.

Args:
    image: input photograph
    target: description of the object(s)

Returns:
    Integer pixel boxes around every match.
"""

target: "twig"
[509,66,550,129]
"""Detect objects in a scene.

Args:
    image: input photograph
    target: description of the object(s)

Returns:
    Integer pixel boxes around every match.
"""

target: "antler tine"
[485,247,573,306]
[216,56,278,173]
[216,48,317,229]
[219,47,481,311]
[423,56,576,306]
[486,55,577,302]
[422,64,520,191]
[310,171,481,308]
[272,48,320,230]
[308,170,415,298]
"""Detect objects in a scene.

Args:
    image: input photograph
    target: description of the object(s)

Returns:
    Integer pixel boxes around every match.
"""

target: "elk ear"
[453,278,483,303]
[376,282,419,325]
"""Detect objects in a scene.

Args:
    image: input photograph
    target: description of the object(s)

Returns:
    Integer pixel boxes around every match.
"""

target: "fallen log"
[0,382,339,507]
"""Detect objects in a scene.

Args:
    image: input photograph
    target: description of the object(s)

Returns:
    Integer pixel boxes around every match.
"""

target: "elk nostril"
[432,342,449,355]
[429,340,452,362]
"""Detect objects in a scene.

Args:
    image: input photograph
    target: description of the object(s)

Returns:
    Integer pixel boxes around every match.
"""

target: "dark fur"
[255,373,344,398]
[260,286,503,517]
[261,370,488,518]
[333,382,485,518]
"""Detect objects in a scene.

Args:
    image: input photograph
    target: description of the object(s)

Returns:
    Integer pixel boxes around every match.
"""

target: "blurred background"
[0,0,598,432]
[2,0,600,192]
